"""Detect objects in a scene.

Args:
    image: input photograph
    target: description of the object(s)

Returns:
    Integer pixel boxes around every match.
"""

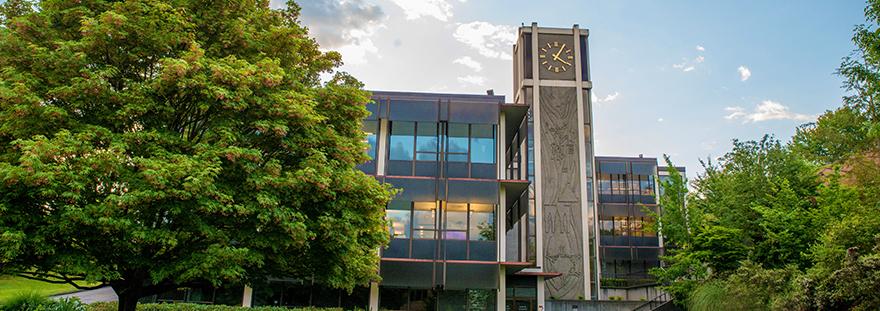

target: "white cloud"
[738,65,751,81]
[298,0,386,65]
[457,75,486,86]
[389,0,454,22]
[657,118,664,122]
[672,46,705,72]
[724,100,814,123]
[453,22,517,60]
[673,56,703,72]
[591,91,620,103]
[453,56,483,72]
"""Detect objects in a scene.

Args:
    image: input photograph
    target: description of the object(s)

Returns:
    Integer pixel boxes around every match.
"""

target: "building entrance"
[505,276,538,311]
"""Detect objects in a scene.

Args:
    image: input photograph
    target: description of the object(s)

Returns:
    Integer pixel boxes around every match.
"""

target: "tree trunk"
[112,284,142,311]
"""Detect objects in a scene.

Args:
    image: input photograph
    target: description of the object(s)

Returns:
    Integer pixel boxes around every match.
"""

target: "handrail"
[631,292,671,311]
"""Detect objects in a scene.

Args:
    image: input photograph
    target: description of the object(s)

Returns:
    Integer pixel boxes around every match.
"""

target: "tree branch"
[16,272,108,291]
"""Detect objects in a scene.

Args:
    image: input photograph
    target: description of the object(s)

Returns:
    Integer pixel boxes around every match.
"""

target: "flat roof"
[595,155,659,162]
[369,90,506,103]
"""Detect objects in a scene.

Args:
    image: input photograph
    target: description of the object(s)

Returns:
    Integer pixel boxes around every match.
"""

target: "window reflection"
[387,201,411,239]
[415,122,438,161]
[413,202,436,239]
[362,121,378,160]
[445,203,468,240]
[470,203,495,241]
[448,123,469,162]
[470,124,496,164]
[389,121,414,161]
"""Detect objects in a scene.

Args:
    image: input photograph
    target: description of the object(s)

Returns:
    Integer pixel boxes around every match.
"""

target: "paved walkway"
[53,286,118,304]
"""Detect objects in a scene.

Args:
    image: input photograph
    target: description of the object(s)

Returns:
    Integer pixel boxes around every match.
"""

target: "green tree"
[792,106,872,164]
[649,155,700,250]
[0,1,394,311]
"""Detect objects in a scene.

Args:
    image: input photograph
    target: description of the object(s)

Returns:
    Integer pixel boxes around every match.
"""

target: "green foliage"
[0,293,85,311]
[792,107,872,164]
[648,156,699,249]
[0,1,394,310]
[1,292,50,311]
[687,262,800,311]
[85,302,347,311]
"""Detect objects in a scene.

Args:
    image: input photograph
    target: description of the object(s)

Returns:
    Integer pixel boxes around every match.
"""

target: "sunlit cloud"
[725,100,814,123]
[389,0,454,22]
[453,21,517,60]
[738,65,752,81]
[453,56,483,72]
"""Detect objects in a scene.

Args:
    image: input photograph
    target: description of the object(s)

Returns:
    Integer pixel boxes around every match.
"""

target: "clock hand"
[554,44,567,59]
[552,54,572,66]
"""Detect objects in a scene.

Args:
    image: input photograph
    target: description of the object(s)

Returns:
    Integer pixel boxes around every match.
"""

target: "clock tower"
[513,23,598,302]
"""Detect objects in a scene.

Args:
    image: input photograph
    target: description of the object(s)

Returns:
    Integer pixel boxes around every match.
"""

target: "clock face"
[538,41,574,73]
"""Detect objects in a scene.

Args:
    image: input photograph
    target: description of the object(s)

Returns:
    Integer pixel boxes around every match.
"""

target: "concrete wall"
[546,300,644,311]
[601,286,662,302]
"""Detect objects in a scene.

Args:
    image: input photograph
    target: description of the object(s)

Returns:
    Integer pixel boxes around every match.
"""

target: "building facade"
[155,24,683,311]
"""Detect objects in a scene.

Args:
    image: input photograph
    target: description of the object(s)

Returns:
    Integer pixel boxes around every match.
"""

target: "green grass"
[0,275,81,304]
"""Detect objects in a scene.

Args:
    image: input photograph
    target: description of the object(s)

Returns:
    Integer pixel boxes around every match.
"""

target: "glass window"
[470,204,495,241]
[389,121,415,161]
[470,124,496,164]
[445,203,468,240]
[363,121,378,159]
[599,217,614,235]
[448,123,469,152]
[640,175,655,196]
[387,201,411,239]
[599,173,612,195]
[416,122,438,161]
[413,201,436,239]
[613,217,629,236]
[629,176,641,194]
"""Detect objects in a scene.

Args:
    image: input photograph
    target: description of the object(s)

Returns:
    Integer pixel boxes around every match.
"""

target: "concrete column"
[497,267,506,311]
[376,118,389,176]
[368,281,380,311]
[241,286,253,307]
[537,276,545,311]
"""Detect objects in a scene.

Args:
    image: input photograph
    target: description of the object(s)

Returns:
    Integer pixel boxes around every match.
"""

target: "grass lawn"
[0,275,82,304]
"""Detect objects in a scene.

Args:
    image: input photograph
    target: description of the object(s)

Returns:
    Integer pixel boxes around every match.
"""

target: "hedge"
[86,303,351,311]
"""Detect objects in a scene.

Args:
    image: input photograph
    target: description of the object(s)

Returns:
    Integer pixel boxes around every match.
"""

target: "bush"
[85,302,347,311]
[1,293,85,311]
[2,292,49,311]
[44,298,87,311]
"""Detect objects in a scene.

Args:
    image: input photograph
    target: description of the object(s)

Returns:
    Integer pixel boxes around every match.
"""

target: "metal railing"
[631,292,672,311]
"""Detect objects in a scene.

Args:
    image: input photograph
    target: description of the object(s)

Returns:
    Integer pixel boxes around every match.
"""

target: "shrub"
[44,298,87,311]
[1,292,50,311]
[85,303,347,311]
[1,293,85,311]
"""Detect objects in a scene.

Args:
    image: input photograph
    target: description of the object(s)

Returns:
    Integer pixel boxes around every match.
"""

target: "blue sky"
[3,0,865,176]
[289,0,866,176]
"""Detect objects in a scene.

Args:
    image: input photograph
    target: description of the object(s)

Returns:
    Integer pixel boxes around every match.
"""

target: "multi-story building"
[151,23,685,311]
[595,156,662,301]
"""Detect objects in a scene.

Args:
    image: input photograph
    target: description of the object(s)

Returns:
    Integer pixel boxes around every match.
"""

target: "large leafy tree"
[0,1,393,311]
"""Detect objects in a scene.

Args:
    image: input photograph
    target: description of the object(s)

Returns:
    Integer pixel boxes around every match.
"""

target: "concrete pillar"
[497,267,506,311]
[368,281,380,311]
[376,119,389,176]
[241,286,253,307]
[537,276,545,311]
